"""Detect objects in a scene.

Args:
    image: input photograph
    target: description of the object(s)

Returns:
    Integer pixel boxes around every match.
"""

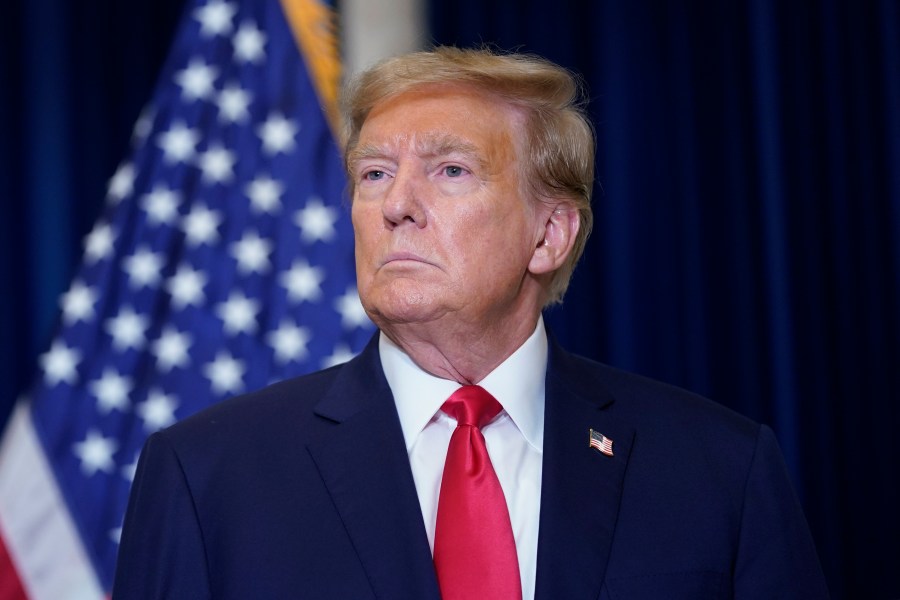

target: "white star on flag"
[89,369,133,414]
[233,20,266,63]
[60,280,99,324]
[166,263,208,308]
[109,528,123,545]
[141,185,181,225]
[267,320,312,363]
[39,340,82,386]
[295,197,338,243]
[182,203,222,246]
[230,230,272,274]
[323,344,357,369]
[280,259,324,303]
[175,58,219,101]
[257,112,298,155]
[151,326,193,372]
[216,291,260,335]
[123,246,165,289]
[84,222,116,263]
[336,287,371,330]
[203,351,246,396]
[121,455,140,482]
[157,121,200,164]
[136,389,179,432]
[197,143,236,184]
[107,163,136,204]
[245,174,284,213]
[73,430,118,476]
[105,306,150,351]
[194,0,237,37]
[217,83,253,123]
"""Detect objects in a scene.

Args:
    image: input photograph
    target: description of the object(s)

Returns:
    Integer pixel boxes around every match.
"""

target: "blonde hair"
[341,46,595,305]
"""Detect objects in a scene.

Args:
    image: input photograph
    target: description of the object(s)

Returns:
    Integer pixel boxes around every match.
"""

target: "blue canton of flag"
[8,0,373,593]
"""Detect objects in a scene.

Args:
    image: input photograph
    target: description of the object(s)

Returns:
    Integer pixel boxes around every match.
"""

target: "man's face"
[349,85,551,331]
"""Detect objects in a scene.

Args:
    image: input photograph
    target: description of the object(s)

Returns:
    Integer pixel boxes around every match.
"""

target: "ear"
[528,202,580,276]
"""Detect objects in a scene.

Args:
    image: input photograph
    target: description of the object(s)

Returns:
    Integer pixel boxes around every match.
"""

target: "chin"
[364,286,446,328]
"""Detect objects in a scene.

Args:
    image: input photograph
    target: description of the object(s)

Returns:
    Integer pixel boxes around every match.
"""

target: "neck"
[380,311,541,384]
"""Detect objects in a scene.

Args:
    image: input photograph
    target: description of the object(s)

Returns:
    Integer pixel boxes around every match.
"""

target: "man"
[113,47,828,599]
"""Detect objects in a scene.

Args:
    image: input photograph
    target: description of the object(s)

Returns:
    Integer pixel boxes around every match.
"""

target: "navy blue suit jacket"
[113,333,828,598]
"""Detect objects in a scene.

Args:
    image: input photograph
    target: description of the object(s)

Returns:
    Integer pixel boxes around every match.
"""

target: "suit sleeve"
[733,424,829,599]
[111,431,212,600]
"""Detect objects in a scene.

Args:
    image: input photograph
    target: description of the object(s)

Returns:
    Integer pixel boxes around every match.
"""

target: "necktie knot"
[441,385,502,429]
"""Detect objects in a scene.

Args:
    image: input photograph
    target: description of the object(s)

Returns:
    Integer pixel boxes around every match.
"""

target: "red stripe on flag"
[0,535,29,600]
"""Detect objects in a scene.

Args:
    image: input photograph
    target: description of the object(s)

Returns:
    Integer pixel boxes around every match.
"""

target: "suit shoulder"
[159,362,346,449]
[555,350,761,446]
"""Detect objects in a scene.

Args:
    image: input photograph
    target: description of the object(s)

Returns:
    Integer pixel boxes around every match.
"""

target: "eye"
[443,165,465,178]
[363,170,386,181]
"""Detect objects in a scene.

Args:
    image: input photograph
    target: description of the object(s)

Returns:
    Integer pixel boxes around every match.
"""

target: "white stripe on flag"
[0,402,104,600]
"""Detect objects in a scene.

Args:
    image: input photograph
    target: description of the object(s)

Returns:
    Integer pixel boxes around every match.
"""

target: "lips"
[380,251,438,269]
[383,251,426,263]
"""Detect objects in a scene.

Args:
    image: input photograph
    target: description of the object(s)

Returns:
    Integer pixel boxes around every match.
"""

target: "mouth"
[381,251,432,266]
[380,251,437,269]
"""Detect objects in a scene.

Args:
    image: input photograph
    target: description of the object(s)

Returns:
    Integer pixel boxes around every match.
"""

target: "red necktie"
[433,385,522,599]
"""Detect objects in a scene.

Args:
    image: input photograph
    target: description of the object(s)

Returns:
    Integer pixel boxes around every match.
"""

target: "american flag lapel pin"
[589,428,614,457]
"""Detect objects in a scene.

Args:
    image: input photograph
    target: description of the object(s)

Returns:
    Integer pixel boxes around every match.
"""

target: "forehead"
[354,84,524,160]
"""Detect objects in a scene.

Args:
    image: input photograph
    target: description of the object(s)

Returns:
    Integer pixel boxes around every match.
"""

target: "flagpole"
[340,0,427,78]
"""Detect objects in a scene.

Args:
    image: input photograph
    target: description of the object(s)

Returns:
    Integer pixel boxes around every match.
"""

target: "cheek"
[352,205,379,246]
[350,200,368,230]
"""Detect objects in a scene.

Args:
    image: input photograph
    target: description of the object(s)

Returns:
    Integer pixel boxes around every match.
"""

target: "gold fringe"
[279,0,341,138]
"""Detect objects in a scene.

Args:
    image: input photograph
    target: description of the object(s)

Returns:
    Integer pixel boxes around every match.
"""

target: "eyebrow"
[415,133,481,162]
[347,132,485,171]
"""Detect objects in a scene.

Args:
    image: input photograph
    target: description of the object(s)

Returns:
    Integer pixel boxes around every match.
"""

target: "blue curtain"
[429,0,900,597]
[2,0,897,597]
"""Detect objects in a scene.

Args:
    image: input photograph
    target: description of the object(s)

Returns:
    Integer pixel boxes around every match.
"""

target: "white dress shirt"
[380,318,546,600]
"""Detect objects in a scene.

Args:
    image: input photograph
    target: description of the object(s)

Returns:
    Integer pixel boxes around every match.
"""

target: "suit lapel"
[534,339,635,599]
[306,338,441,600]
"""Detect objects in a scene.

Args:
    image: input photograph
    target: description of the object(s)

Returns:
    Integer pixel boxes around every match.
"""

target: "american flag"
[0,0,373,596]
[589,429,614,457]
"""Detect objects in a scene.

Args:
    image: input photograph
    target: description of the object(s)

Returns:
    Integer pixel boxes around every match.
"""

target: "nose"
[382,168,426,230]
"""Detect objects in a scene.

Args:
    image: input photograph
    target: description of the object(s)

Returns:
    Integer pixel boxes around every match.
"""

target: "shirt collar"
[380,317,547,453]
